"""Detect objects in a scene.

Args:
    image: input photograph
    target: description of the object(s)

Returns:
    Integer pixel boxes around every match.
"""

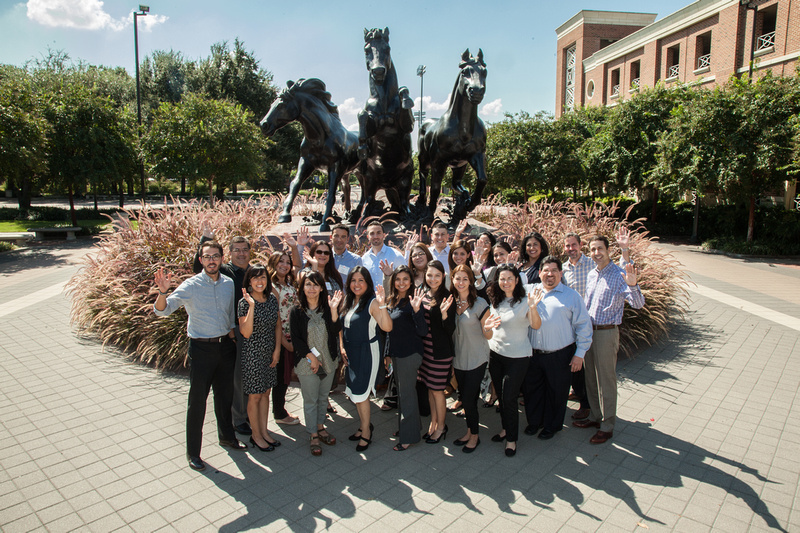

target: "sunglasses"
[315,250,331,256]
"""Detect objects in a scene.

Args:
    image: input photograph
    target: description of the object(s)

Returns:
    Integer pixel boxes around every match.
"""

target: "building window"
[599,39,617,50]
[586,79,595,99]
[564,45,576,111]
[695,32,711,72]
[666,45,680,80]
[630,61,641,92]
[610,68,620,98]
[756,5,777,54]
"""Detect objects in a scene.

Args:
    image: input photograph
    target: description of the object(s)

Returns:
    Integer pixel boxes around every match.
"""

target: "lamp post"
[741,0,758,81]
[416,65,426,147]
[134,5,149,200]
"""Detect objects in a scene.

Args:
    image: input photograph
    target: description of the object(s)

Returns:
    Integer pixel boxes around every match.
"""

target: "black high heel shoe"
[356,436,372,452]
[349,423,374,442]
[249,436,275,452]
[426,425,448,444]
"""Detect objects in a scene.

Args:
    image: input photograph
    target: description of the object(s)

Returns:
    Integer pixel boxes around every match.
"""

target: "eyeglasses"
[201,254,221,260]
[315,250,331,256]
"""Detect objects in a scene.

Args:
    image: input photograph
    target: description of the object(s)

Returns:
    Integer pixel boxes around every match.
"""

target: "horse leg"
[417,152,429,211]
[427,162,448,219]
[320,164,341,232]
[349,170,365,223]
[341,174,351,213]
[467,152,488,212]
[280,158,313,223]
[450,165,470,222]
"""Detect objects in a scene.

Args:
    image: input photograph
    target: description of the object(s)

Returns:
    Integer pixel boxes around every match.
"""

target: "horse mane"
[283,78,339,117]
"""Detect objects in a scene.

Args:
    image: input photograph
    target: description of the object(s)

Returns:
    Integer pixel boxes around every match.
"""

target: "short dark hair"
[229,236,250,251]
[564,232,581,244]
[589,235,610,249]
[366,220,384,232]
[331,224,349,235]
[431,221,447,231]
[519,232,550,264]
[242,263,272,295]
[539,255,562,271]
[201,241,224,257]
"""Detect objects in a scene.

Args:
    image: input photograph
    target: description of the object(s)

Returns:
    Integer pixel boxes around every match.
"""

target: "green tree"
[142,93,270,206]
[656,73,800,241]
[486,112,550,201]
[140,50,191,119]
[0,65,51,210]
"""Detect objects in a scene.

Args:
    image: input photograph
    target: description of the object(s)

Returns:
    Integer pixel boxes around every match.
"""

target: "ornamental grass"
[68,197,282,370]
[475,195,688,356]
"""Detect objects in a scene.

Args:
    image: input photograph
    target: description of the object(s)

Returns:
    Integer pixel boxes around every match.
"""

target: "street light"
[134,5,149,200]
[417,65,426,147]
[741,0,758,81]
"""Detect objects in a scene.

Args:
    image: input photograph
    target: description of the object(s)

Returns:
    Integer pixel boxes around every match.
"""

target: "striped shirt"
[585,262,645,326]
[562,253,594,300]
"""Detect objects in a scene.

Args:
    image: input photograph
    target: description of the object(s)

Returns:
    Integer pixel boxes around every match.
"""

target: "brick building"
[555,0,799,118]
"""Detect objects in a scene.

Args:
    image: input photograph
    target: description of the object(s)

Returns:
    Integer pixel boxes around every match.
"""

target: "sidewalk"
[0,239,798,532]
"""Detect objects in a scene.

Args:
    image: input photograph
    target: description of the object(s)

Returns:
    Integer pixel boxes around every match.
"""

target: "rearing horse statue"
[260,78,362,232]
[418,49,488,223]
[356,27,415,220]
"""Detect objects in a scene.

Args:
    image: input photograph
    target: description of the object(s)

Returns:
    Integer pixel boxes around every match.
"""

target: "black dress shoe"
[537,429,555,440]
[462,439,480,453]
[453,437,469,446]
[234,423,252,435]
[524,425,542,436]
[249,437,275,452]
[505,446,516,457]
[491,433,506,442]
[349,423,374,441]
[188,456,206,471]
[219,439,247,450]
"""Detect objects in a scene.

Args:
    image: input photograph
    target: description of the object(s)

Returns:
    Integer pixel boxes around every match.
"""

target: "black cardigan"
[426,302,456,360]
[289,305,341,367]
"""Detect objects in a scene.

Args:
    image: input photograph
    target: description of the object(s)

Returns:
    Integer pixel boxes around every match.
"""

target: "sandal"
[310,436,322,456]
[356,436,372,452]
[349,423,374,441]
[393,443,411,451]
[318,430,337,446]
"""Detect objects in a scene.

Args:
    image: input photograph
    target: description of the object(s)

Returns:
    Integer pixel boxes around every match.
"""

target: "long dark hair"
[306,240,343,288]
[478,231,497,269]
[425,260,449,307]
[519,232,549,265]
[242,263,272,297]
[267,251,295,289]
[488,264,525,308]
[449,264,477,308]
[341,266,375,314]
[297,270,330,312]
[447,239,473,272]
[387,265,414,309]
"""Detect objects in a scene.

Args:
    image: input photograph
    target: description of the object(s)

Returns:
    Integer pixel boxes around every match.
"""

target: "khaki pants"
[583,327,619,433]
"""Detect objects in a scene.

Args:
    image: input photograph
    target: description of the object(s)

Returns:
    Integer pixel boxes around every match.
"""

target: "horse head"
[260,80,301,137]
[364,27,392,85]
[458,49,487,105]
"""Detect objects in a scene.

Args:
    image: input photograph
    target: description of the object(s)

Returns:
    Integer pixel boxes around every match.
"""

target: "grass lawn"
[0,220,110,232]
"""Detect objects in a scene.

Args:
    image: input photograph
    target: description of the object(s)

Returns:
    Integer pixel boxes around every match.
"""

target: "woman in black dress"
[238,264,282,452]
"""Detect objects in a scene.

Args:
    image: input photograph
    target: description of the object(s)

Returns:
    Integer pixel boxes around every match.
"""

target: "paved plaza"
[1,237,799,532]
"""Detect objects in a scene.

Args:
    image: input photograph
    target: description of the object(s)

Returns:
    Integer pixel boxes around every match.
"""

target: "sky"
[1,0,691,131]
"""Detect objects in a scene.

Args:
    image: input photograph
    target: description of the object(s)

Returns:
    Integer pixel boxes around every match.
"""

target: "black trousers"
[523,343,576,433]
[454,362,487,434]
[489,351,530,443]
[272,347,290,420]
[187,338,236,458]
[571,367,591,410]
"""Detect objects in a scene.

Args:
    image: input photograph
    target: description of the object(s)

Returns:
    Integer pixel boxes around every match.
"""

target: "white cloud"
[414,95,450,117]
[337,97,360,132]
[26,0,167,31]
[480,98,503,118]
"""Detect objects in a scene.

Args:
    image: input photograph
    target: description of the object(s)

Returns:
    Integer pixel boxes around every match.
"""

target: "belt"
[192,335,230,343]
[592,324,617,331]
[532,343,576,355]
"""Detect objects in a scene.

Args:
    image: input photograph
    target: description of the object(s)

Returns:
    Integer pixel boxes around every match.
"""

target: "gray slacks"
[584,327,619,432]
[298,372,335,435]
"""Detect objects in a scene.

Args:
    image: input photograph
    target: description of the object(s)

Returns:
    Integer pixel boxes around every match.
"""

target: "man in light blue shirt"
[523,256,592,440]
[360,221,405,286]
[154,241,246,471]
[331,223,362,279]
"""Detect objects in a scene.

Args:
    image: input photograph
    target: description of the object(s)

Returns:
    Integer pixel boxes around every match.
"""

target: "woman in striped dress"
[418,260,455,444]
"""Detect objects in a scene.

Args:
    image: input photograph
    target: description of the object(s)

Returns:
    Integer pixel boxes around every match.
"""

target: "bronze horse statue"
[356,27,415,220]
[418,49,488,223]
[260,78,362,232]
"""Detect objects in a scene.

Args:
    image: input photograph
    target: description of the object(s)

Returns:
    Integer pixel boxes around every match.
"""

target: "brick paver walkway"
[1,239,798,532]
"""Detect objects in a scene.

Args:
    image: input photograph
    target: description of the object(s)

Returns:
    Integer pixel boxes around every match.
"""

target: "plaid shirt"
[563,253,594,300]
[585,262,645,326]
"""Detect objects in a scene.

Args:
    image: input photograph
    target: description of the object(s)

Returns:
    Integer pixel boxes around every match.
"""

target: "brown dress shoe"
[589,431,613,444]
[572,418,600,429]
[571,408,591,420]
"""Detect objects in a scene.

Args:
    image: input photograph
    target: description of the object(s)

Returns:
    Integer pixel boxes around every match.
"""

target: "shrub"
[0,241,16,252]
[476,196,689,357]
[68,197,282,370]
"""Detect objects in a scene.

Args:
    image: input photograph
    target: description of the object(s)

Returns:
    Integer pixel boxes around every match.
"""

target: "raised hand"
[154,267,172,293]
[303,248,318,269]
[508,250,520,265]
[455,219,468,237]
[328,290,343,310]
[483,312,502,331]
[405,232,420,252]
[375,284,386,306]
[616,225,630,251]
[410,286,425,312]
[282,231,297,247]
[241,288,255,306]
[200,217,215,239]
[439,295,454,316]
[528,287,543,308]
[296,226,310,247]
[474,240,486,260]
[379,259,394,276]
[624,263,639,286]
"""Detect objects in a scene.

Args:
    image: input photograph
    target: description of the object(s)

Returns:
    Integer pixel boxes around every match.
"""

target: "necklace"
[457,299,468,307]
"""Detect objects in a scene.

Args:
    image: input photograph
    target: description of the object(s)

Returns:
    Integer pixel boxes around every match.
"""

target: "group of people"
[153,218,644,471]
